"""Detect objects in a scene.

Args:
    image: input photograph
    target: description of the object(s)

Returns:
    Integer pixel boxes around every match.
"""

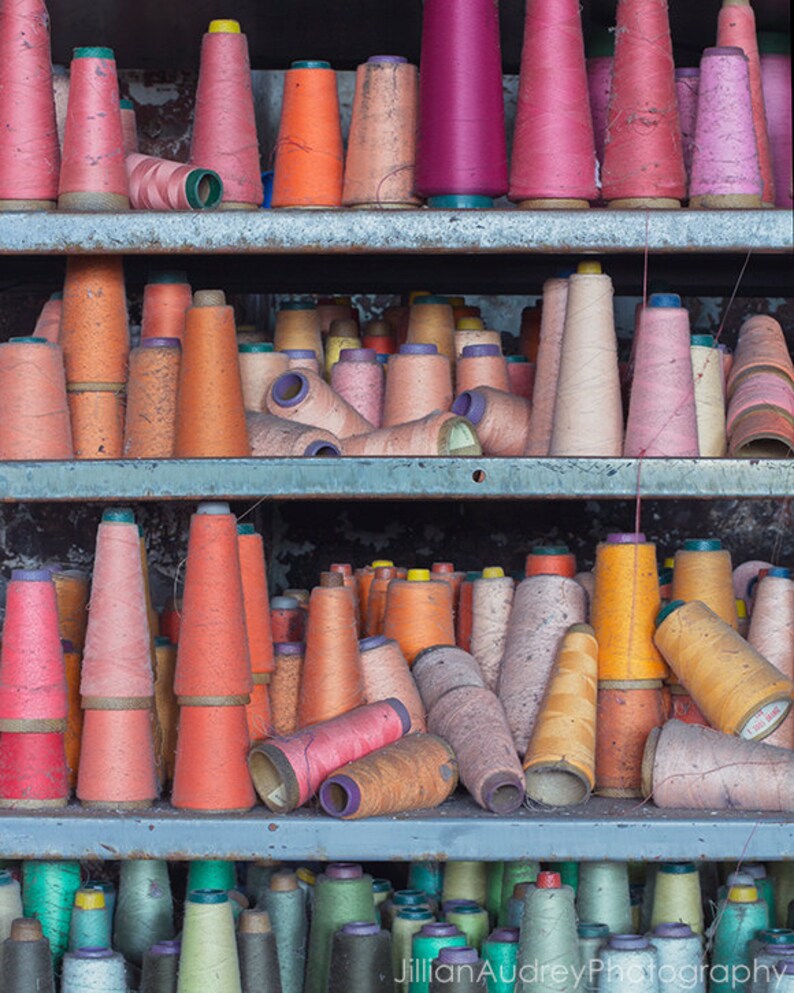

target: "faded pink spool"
[455,345,510,395]
[330,348,384,428]
[470,570,515,692]
[284,349,321,376]
[525,277,568,456]
[510,0,598,207]
[760,49,793,208]
[383,344,453,427]
[727,373,794,431]
[624,293,699,458]
[690,47,762,207]
[266,369,372,440]
[415,0,508,205]
[507,357,535,402]
[587,55,613,166]
[452,387,531,457]
[675,68,700,183]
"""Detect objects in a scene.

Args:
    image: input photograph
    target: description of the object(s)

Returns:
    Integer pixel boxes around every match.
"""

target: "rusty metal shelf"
[0,797,791,861]
[0,209,790,256]
[0,457,791,503]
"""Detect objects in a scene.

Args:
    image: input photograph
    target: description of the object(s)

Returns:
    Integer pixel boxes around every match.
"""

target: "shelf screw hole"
[472,469,486,484]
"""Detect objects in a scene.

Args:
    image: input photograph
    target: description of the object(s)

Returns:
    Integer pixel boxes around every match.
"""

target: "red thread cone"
[0,0,60,207]
[0,731,68,808]
[58,47,129,210]
[509,0,598,207]
[237,525,275,677]
[141,273,192,342]
[0,570,66,729]
[81,510,154,706]
[77,708,157,808]
[171,704,255,811]
[189,21,263,209]
[174,503,253,702]
[601,0,686,206]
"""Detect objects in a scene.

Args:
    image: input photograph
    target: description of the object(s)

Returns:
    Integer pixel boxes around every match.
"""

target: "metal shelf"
[0,798,791,861]
[0,458,791,503]
[0,210,790,257]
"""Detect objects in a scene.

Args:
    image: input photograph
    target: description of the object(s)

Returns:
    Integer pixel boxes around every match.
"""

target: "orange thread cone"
[141,272,193,343]
[237,524,275,678]
[407,297,456,363]
[58,47,129,210]
[175,503,253,703]
[190,20,263,209]
[123,338,181,458]
[68,388,125,459]
[383,571,455,666]
[174,298,250,457]
[270,642,303,737]
[0,0,60,209]
[171,704,255,811]
[272,61,343,208]
[297,581,364,727]
[77,707,157,808]
[274,300,324,362]
[0,570,67,731]
[80,510,154,706]
[53,569,89,653]
[0,337,72,460]
[153,636,178,785]
[33,292,63,343]
[365,565,398,637]
[60,256,130,384]
[63,641,82,790]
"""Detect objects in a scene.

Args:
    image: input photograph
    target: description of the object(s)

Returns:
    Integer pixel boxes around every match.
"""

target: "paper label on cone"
[741,700,791,739]
[266,784,289,809]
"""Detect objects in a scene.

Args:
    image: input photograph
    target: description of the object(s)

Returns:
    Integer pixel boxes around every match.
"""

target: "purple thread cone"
[416,0,508,200]
[675,68,700,182]
[690,48,762,201]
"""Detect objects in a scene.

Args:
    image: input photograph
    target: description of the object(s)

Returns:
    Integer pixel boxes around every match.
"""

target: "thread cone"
[61,256,130,384]
[171,704,255,811]
[238,526,275,678]
[124,339,181,458]
[77,707,158,808]
[0,731,68,808]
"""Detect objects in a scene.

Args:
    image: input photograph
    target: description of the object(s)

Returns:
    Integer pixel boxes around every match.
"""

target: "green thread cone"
[22,861,81,966]
[482,928,519,993]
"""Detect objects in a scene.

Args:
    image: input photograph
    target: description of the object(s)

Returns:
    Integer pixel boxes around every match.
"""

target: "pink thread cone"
[601,0,686,205]
[77,708,157,808]
[81,513,154,704]
[0,0,60,206]
[676,68,700,184]
[761,49,793,208]
[509,0,598,206]
[415,0,507,203]
[587,55,613,166]
[624,295,699,457]
[689,47,762,208]
[0,570,66,728]
[0,731,68,807]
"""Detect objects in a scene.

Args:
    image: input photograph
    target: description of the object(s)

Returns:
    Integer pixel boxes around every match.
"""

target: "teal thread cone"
[187,860,236,894]
[409,923,466,993]
[68,890,112,951]
[499,862,538,927]
[548,862,579,893]
[486,863,504,922]
[711,884,769,993]
[410,863,444,903]
[482,927,519,993]
[517,876,581,993]
[114,860,174,967]
[22,860,81,966]
[84,881,116,923]
[263,872,307,993]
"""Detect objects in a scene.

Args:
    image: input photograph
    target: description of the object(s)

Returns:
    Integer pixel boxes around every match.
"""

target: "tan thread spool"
[382,345,453,427]
[671,539,738,630]
[525,278,568,455]
[246,411,341,458]
[266,370,372,440]
[359,636,426,733]
[498,575,587,755]
[654,600,794,739]
[452,387,531,456]
[691,336,728,457]
[407,298,456,363]
[549,262,623,456]
[412,644,485,712]
[274,302,324,364]
[239,346,290,412]
[342,412,481,457]
[643,719,794,811]
[748,571,794,749]
[523,624,598,806]
[454,327,502,359]
[591,535,668,681]
[470,568,515,691]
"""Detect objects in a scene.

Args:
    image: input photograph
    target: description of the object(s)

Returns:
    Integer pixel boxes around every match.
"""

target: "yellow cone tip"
[209,19,241,33]
[578,261,603,275]
[407,569,431,582]
[482,567,505,579]
[75,890,105,910]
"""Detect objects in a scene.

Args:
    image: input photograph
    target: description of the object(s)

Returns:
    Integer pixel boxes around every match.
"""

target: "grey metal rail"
[0,798,791,861]
[0,210,790,256]
[0,458,791,502]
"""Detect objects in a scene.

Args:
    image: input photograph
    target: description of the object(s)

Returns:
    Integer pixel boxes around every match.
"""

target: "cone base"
[58,192,130,211]
[608,198,681,209]
[81,697,152,711]
[598,679,664,690]
[690,193,763,209]
[0,199,57,211]
[0,718,67,733]
[0,796,69,809]
[273,203,341,210]
[516,198,590,210]
[596,786,643,798]
[524,763,591,807]
[177,695,250,706]
[81,798,154,810]
[217,201,259,211]
[347,201,420,210]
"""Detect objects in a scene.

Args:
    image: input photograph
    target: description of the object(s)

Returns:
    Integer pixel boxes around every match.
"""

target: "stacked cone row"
[3,2,790,212]
[2,509,792,816]
[5,271,790,461]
